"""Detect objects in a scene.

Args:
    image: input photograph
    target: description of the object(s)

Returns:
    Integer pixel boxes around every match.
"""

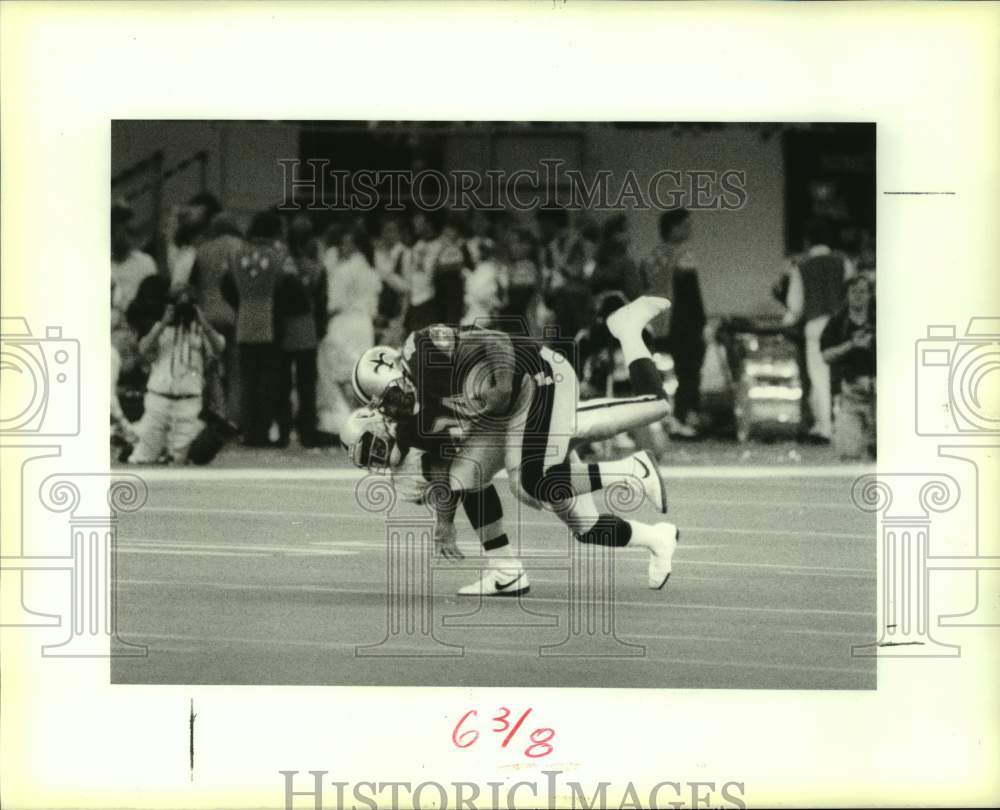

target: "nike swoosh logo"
[495,574,523,592]
[636,456,651,479]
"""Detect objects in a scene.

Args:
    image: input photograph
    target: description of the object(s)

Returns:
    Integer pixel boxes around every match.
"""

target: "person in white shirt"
[317,226,382,437]
[129,286,225,464]
[372,217,412,345]
[780,218,856,442]
[462,238,501,327]
[111,203,157,314]
[405,212,442,334]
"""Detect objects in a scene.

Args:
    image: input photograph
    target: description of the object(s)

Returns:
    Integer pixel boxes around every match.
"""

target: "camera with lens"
[0,317,80,435]
[169,286,198,326]
[915,318,1000,435]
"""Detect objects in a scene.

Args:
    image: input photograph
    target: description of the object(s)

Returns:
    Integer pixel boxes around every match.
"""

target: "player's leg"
[446,430,529,596]
[517,344,667,512]
[557,492,680,590]
[455,484,529,596]
[128,392,170,463]
[167,397,205,463]
[506,350,678,589]
[607,296,671,394]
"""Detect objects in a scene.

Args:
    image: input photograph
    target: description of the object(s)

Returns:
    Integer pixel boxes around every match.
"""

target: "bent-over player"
[346,296,679,595]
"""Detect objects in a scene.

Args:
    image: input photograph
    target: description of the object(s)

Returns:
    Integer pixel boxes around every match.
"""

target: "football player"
[347,296,679,595]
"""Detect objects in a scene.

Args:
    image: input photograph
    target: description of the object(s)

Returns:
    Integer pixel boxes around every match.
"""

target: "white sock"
[484,539,521,570]
[617,329,651,366]
[624,520,660,550]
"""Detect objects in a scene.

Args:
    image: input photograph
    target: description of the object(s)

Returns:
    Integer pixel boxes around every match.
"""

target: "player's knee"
[508,470,537,507]
[516,461,575,506]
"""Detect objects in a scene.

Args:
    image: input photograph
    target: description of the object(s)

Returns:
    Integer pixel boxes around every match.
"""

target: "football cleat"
[647,522,680,590]
[457,566,530,597]
[631,450,668,514]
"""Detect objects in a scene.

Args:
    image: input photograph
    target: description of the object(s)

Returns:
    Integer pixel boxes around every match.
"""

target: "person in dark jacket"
[781,217,856,443]
[190,212,244,421]
[273,214,325,448]
[220,210,285,447]
[821,275,875,459]
[640,208,706,438]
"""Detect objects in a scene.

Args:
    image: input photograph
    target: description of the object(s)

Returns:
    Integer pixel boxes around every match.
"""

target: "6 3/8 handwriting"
[452,708,554,759]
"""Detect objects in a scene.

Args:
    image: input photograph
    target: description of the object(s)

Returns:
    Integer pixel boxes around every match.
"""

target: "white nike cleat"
[457,566,530,597]
[647,522,680,590]
[630,450,668,514]
[606,296,671,340]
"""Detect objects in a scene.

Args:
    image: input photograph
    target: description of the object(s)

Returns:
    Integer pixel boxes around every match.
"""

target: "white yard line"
[116,578,874,617]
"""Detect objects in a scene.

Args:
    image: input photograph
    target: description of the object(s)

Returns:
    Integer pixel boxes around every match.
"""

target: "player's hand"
[852,330,873,349]
[161,304,175,325]
[433,522,464,561]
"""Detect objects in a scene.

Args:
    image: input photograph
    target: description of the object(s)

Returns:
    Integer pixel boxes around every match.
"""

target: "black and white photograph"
[3,3,998,809]
[109,120,877,688]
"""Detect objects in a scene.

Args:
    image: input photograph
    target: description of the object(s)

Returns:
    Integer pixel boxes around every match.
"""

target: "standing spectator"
[372,216,412,346]
[544,239,594,352]
[191,212,243,420]
[167,192,222,289]
[537,205,576,287]
[319,215,349,279]
[274,214,325,448]
[578,221,600,282]
[465,209,495,266]
[821,275,876,460]
[649,208,706,439]
[462,237,501,328]
[111,202,157,314]
[782,217,855,443]
[500,227,540,334]
[221,210,285,447]
[432,213,470,325]
[128,286,225,464]
[405,211,441,334]
[111,202,157,390]
[591,214,635,297]
[317,226,381,438]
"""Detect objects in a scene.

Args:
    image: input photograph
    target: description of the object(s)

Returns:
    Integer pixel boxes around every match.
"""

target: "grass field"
[111,444,877,690]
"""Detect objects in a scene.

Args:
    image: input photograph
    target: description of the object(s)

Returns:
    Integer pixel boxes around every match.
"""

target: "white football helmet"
[352,345,415,418]
[340,407,403,471]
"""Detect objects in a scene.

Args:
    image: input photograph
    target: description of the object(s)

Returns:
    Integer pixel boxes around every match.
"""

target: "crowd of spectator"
[110,190,875,464]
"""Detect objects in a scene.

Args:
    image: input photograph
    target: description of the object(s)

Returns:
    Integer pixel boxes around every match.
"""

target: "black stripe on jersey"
[576,394,662,412]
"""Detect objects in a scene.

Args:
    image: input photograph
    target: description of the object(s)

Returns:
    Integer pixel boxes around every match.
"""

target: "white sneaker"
[606,296,671,340]
[631,450,668,514]
[457,566,530,597]
[647,522,680,590]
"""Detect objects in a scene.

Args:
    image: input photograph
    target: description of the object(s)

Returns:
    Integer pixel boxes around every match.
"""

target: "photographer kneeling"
[129,285,226,464]
[820,275,876,460]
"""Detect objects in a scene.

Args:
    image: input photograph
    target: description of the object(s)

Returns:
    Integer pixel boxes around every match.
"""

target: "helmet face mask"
[341,407,402,473]
[378,377,416,420]
[350,429,396,472]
